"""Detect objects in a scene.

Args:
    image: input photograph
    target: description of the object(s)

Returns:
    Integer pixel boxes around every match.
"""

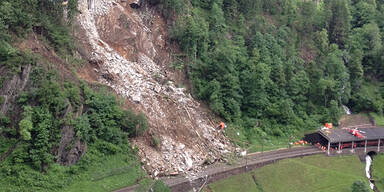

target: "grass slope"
[205,155,368,192]
[225,125,316,153]
[370,113,384,126]
[372,155,384,191]
[61,153,145,192]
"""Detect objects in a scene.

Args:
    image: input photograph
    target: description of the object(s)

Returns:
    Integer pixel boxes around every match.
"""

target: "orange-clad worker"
[216,122,226,136]
[219,122,225,130]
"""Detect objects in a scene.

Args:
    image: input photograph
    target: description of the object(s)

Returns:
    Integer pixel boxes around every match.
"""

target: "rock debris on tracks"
[114,146,324,192]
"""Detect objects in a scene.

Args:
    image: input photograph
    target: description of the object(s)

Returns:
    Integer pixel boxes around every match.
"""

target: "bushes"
[64,82,82,108]
[150,135,161,149]
[0,114,10,134]
[0,1,33,37]
[0,43,36,73]
[351,180,370,192]
[94,140,122,155]
[120,110,149,137]
[0,0,76,55]
[152,180,171,192]
[9,68,149,173]
[72,115,92,142]
[19,106,33,141]
[349,82,384,114]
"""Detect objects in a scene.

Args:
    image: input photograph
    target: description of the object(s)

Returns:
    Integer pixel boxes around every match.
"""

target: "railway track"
[114,146,324,192]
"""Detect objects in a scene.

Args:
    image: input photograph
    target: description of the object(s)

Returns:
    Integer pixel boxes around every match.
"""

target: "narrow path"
[114,146,324,192]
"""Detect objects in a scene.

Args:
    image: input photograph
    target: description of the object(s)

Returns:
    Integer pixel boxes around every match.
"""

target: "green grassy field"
[61,153,146,192]
[372,155,384,191]
[205,155,369,192]
[225,125,316,153]
[370,113,384,126]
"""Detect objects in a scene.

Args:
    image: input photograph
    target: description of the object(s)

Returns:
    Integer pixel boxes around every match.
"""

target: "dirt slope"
[74,0,234,176]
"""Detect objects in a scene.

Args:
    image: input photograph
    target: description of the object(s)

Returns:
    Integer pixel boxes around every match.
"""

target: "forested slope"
[0,0,152,191]
[153,0,384,139]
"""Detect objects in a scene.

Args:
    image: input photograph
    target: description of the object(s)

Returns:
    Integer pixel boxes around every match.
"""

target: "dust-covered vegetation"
[152,0,384,142]
[0,0,158,191]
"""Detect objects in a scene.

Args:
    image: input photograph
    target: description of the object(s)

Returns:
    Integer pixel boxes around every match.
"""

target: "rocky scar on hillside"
[74,0,234,176]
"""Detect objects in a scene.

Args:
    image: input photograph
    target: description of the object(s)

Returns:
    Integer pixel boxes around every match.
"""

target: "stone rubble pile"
[77,0,235,176]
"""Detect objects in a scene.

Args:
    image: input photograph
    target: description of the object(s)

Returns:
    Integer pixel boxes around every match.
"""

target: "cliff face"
[74,0,234,176]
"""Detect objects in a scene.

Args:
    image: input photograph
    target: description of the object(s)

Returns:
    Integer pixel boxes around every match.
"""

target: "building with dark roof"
[305,127,384,155]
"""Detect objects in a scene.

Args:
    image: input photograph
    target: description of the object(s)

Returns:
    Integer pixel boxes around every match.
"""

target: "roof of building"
[318,127,384,143]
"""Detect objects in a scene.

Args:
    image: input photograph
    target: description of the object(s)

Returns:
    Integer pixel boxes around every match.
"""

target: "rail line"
[114,146,324,192]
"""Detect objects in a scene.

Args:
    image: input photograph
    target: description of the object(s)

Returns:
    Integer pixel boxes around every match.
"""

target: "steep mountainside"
[74,0,233,176]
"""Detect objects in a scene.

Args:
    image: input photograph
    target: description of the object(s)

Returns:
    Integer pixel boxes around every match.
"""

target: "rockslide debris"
[76,0,234,176]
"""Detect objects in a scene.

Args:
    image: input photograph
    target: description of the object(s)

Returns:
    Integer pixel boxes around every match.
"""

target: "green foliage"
[94,140,122,155]
[152,0,187,18]
[162,0,384,142]
[351,1,376,28]
[72,115,92,141]
[351,180,370,192]
[0,0,76,55]
[0,42,36,73]
[0,114,10,134]
[370,113,384,126]
[120,110,149,137]
[35,80,66,114]
[150,135,161,149]
[0,0,151,190]
[64,82,82,107]
[41,18,74,54]
[29,107,54,171]
[19,106,33,141]
[135,112,148,135]
[171,14,209,57]
[372,155,384,191]
[67,0,79,21]
[0,141,145,192]
[0,1,33,37]
[326,0,351,49]
[350,82,384,114]
[152,180,171,192]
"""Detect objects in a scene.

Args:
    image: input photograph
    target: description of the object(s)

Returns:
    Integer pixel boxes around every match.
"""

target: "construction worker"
[215,122,226,137]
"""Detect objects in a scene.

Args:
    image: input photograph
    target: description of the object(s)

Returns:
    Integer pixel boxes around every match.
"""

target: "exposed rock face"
[75,0,234,176]
[57,103,87,165]
[0,64,32,114]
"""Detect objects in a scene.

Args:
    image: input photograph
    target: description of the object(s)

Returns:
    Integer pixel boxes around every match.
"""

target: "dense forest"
[152,0,384,138]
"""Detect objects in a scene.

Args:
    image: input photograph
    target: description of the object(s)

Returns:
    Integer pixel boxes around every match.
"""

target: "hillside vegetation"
[372,155,384,191]
[0,0,156,191]
[152,0,384,143]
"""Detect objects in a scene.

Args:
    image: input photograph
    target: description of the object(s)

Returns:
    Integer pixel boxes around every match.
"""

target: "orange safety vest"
[219,122,225,129]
